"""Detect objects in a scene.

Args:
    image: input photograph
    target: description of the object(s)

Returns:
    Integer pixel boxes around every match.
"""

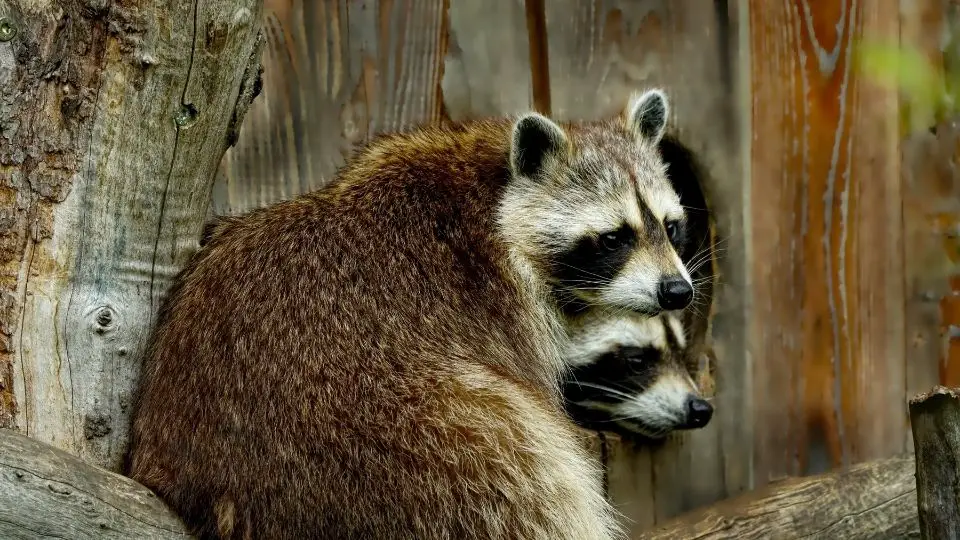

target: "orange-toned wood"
[750,0,905,482]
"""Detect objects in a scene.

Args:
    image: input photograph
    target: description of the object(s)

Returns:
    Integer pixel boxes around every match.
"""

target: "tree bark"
[0,428,191,539]
[636,455,919,539]
[0,0,264,471]
[910,385,960,540]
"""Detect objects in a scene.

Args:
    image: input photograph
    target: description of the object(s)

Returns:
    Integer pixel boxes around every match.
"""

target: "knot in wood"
[0,18,17,42]
[83,413,112,440]
[175,103,199,128]
[91,306,118,334]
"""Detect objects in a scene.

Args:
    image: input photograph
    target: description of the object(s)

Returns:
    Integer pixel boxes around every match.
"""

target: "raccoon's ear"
[625,89,669,144]
[510,113,569,179]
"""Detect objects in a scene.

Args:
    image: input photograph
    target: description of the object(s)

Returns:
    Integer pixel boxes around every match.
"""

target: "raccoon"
[562,310,712,440]
[125,89,691,540]
[562,133,717,441]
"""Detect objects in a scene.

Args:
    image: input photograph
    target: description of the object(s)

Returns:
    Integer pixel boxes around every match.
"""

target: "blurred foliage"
[856,39,957,131]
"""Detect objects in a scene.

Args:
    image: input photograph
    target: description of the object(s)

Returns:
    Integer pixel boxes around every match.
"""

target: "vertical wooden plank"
[749,0,905,484]
[899,0,960,451]
[212,0,448,215]
[441,0,532,119]
[544,0,749,532]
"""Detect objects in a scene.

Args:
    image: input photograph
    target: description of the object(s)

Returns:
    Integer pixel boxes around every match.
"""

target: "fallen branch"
[910,385,960,540]
[636,455,919,540]
[0,428,191,539]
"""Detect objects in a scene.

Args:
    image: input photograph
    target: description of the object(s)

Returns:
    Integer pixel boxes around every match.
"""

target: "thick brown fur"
[126,118,630,539]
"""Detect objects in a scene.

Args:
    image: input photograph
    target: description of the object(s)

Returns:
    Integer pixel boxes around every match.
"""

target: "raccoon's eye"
[664,220,680,243]
[598,228,633,251]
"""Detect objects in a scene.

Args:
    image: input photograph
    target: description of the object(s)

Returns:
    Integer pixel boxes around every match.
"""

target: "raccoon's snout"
[657,276,693,311]
[680,397,713,429]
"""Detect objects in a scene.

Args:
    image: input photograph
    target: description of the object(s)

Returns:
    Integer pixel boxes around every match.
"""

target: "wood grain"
[637,455,919,540]
[441,0,532,120]
[749,0,905,482]
[543,0,747,533]
[0,0,265,469]
[900,0,960,456]
[213,0,448,215]
[910,386,960,540]
[0,429,191,539]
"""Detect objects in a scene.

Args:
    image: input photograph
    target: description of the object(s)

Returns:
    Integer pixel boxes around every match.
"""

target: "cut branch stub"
[909,385,960,540]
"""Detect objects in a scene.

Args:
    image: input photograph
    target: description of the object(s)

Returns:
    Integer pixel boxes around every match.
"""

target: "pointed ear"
[510,113,569,179]
[624,89,669,144]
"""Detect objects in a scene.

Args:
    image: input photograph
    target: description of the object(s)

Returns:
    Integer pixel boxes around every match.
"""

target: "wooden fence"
[212,0,960,535]
[3,0,960,537]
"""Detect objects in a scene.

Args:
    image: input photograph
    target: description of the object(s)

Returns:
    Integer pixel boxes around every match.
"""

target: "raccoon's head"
[562,310,712,440]
[498,89,693,317]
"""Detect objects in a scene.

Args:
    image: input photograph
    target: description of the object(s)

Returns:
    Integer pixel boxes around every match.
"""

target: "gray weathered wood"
[441,0,533,120]
[0,0,265,470]
[910,386,960,540]
[213,0,448,216]
[637,455,920,540]
[0,428,192,539]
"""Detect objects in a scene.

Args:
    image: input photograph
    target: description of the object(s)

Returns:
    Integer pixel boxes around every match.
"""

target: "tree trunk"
[910,385,960,540]
[637,455,920,539]
[0,0,264,471]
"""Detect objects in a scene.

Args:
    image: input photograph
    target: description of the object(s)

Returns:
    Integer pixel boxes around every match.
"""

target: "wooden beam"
[636,455,919,540]
[0,429,191,539]
[214,0,449,215]
[910,386,960,539]
[748,0,906,480]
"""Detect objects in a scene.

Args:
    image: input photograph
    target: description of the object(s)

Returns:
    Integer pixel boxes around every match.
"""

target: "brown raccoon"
[126,89,688,539]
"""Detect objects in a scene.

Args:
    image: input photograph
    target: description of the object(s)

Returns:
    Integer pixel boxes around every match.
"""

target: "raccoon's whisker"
[551,262,613,281]
[569,381,637,400]
[685,248,719,272]
[684,253,715,274]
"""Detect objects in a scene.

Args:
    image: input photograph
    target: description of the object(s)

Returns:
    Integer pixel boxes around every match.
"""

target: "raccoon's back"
[125,124,571,538]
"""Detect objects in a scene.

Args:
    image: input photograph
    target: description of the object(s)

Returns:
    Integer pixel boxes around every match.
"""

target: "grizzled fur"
[562,133,717,440]
[126,90,680,539]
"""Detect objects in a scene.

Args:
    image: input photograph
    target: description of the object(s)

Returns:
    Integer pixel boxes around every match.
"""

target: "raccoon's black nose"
[657,277,693,311]
[684,398,714,429]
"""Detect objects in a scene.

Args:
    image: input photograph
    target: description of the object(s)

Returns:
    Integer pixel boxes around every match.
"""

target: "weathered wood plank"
[749,0,905,481]
[637,455,919,540]
[0,429,191,539]
[910,386,960,540]
[441,0,532,120]
[899,0,960,455]
[213,0,448,215]
[0,0,265,470]
[543,0,748,532]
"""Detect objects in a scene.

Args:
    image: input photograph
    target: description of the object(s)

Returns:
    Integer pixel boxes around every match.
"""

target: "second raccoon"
[562,134,716,440]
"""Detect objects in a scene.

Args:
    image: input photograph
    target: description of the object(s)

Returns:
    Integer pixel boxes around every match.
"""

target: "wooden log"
[0,426,919,540]
[0,0,265,470]
[0,428,191,539]
[910,386,960,540]
[636,455,919,539]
